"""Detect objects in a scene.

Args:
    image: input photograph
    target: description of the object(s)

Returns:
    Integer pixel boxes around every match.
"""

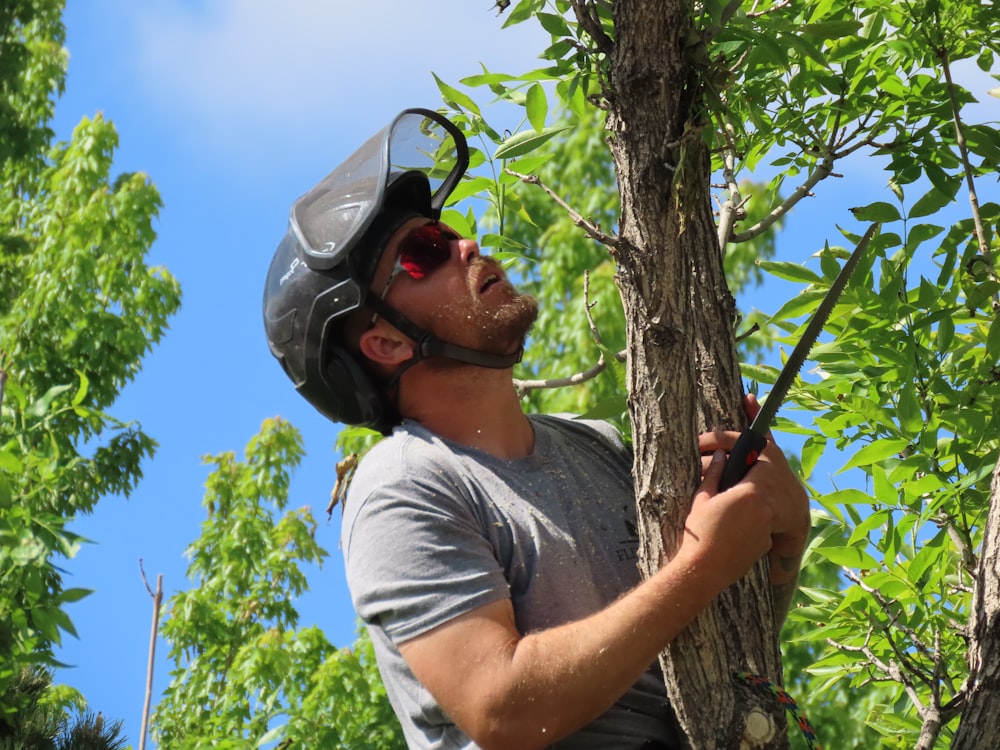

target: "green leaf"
[72,370,90,406]
[822,489,875,505]
[0,450,23,474]
[816,545,880,570]
[494,126,571,160]
[26,384,73,417]
[801,20,864,39]
[432,73,481,116]
[525,83,548,132]
[57,587,94,604]
[840,438,910,472]
[757,261,824,285]
[768,289,827,323]
[896,383,923,434]
[849,202,901,223]
[907,183,958,219]
[536,11,571,37]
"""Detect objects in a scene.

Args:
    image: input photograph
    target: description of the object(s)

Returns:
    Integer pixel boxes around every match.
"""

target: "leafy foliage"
[152,419,404,749]
[0,667,127,750]
[0,0,180,731]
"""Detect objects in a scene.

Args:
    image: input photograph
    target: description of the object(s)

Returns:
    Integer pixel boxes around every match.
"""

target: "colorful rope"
[734,671,822,749]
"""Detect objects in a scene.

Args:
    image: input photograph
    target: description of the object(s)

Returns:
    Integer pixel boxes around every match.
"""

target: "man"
[264,109,810,750]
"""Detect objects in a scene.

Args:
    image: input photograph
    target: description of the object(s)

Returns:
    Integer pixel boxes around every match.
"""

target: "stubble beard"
[426,268,539,367]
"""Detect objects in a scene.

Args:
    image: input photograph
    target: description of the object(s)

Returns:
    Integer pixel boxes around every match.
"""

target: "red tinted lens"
[397,224,458,279]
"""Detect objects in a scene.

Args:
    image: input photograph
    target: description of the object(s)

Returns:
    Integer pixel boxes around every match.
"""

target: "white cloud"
[121,0,548,151]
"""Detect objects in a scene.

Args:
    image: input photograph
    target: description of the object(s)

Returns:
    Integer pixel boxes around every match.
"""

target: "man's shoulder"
[531,413,629,453]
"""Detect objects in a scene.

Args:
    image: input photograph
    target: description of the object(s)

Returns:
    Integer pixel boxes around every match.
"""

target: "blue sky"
[49,1,995,747]
[52,0,551,743]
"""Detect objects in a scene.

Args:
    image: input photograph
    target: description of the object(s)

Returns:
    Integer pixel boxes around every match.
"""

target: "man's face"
[370,218,538,360]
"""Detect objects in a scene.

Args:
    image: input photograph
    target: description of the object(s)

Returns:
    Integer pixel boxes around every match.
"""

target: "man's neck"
[399,366,534,460]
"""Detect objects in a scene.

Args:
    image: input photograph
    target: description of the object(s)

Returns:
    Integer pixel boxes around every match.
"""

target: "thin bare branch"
[138,563,163,750]
[729,154,835,243]
[570,0,614,56]
[829,633,927,712]
[844,568,937,674]
[505,168,620,248]
[746,0,792,18]
[938,45,996,295]
[583,270,604,347]
[514,269,626,396]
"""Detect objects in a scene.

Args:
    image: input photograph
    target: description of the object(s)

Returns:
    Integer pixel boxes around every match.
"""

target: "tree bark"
[606,1,787,747]
[952,453,1000,748]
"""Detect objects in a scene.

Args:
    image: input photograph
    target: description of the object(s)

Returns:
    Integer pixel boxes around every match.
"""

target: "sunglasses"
[375,222,460,300]
[368,223,460,326]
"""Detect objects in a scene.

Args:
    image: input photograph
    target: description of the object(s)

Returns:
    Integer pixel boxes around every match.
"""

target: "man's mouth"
[479,273,502,293]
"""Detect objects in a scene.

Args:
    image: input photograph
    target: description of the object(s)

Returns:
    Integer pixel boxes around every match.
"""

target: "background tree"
[0,668,127,750]
[0,0,180,736]
[150,418,404,750]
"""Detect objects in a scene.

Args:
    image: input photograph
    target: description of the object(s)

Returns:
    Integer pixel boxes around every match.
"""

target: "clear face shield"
[289,108,469,272]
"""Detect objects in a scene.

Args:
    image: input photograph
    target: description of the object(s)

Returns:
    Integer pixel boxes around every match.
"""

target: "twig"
[729,154,834,243]
[731,90,851,243]
[844,568,937,673]
[513,270,626,396]
[938,44,997,301]
[583,270,604,346]
[0,366,6,415]
[569,0,614,56]
[505,168,620,249]
[138,560,163,750]
[746,0,792,18]
[828,632,927,712]
[514,355,615,396]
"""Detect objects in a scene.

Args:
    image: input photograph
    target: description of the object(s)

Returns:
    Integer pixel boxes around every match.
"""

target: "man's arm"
[398,450,797,750]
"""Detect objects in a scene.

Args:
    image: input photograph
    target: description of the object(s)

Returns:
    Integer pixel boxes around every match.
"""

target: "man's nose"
[456,238,480,265]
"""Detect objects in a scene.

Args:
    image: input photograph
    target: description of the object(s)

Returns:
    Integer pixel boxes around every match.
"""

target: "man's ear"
[358,324,415,368]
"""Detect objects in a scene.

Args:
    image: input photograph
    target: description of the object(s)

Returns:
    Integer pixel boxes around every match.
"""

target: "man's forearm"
[401,552,725,750]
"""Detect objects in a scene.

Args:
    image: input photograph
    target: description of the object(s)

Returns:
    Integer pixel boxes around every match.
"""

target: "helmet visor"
[290,108,468,271]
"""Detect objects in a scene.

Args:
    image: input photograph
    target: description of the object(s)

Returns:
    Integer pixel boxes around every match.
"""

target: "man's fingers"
[697,450,727,496]
[699,431,736,452]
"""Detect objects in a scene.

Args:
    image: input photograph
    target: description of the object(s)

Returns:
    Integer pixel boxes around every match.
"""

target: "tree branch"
[505,168,620,249]
[570,0,614,56]
[728,153,834,243]
[717,120,745,252]
[937,44,996,298]
[513,270,627,396]
[139,561,163,750]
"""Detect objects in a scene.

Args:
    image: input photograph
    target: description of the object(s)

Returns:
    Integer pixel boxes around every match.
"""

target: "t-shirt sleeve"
[342,449,510,644]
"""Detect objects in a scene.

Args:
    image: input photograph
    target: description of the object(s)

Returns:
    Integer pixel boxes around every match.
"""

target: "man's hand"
[693,394,811,591]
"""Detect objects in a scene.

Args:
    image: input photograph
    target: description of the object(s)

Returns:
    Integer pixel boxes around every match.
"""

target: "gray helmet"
[264,108,503,433]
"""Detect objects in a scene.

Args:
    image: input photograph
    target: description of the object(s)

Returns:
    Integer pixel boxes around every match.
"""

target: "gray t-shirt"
[341,414,678,749]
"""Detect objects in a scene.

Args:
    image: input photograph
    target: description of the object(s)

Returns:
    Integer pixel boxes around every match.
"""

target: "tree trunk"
[606,1,787,747]
[952,453,1000,747]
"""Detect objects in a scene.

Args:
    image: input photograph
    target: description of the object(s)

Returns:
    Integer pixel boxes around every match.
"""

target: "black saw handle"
[718,430,768,491]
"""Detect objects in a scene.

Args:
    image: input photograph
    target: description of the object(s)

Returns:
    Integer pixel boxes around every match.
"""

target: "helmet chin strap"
[367,296,523,387]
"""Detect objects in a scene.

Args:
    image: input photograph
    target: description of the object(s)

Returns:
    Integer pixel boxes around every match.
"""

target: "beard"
[423,259,539,363]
